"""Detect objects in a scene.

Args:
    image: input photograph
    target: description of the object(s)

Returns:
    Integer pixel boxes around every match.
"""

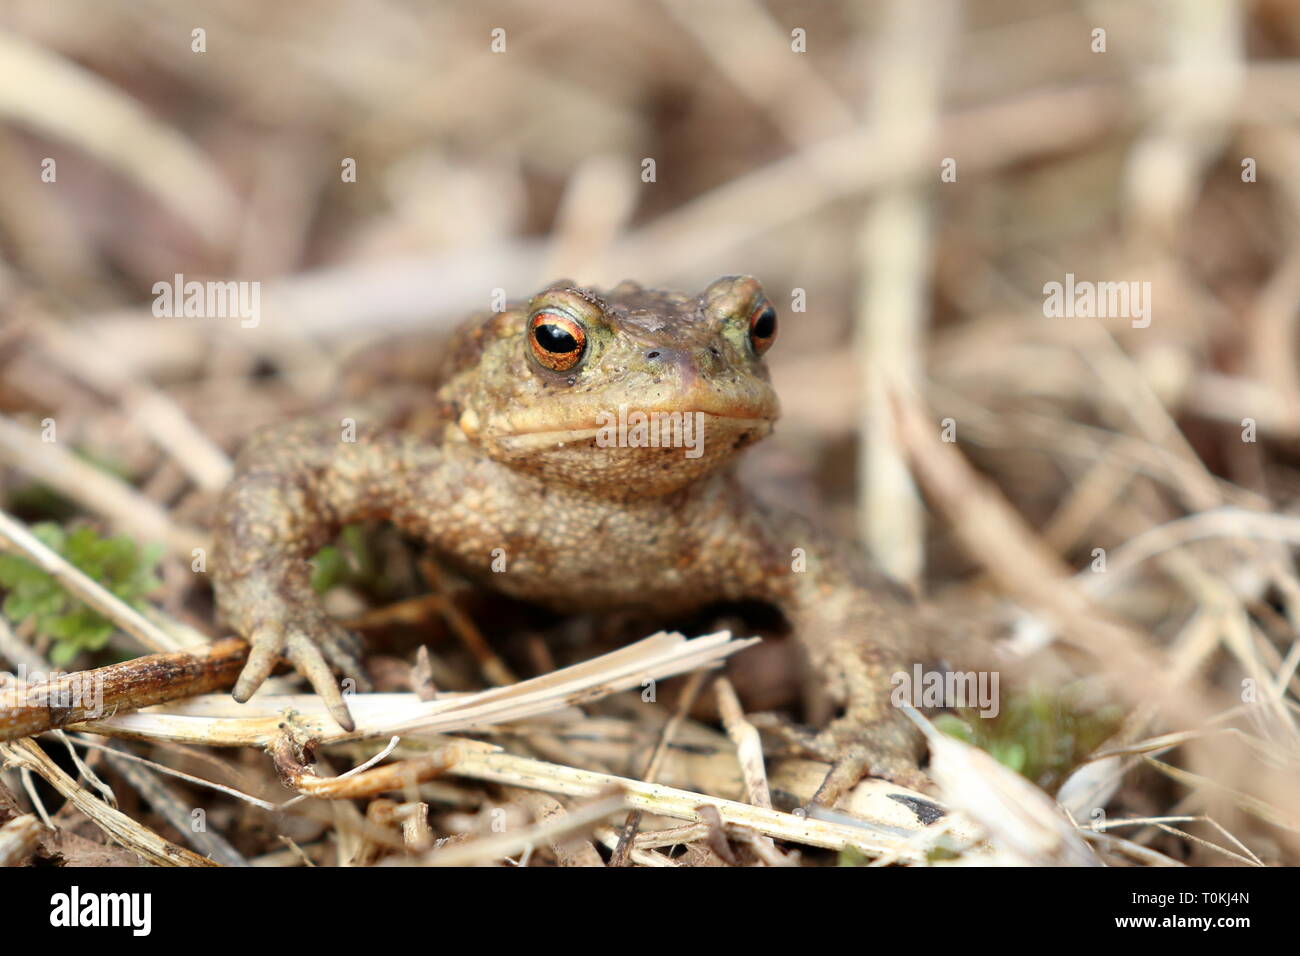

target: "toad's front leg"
[212,417,446,729]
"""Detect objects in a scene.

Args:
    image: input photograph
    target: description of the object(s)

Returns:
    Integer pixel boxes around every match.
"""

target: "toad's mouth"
[461,408,775,453]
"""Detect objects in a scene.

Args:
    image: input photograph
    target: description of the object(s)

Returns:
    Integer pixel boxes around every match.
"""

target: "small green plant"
[0,523,162,667]
[935,685,1124,793]
[309,525,374,594]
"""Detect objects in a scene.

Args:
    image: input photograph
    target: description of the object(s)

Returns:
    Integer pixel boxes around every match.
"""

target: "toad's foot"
[756,710,930,805]
[808,721,932,805]
[222,568,371,731]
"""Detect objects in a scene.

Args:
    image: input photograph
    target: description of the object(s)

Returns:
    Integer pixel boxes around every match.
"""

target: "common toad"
[211,276,927,796]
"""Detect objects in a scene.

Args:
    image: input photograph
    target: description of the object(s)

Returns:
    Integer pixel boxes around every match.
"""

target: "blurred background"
[0,0,1298,866]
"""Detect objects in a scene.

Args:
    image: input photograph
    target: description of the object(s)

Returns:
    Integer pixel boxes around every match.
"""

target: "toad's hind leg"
[741,505,932,804]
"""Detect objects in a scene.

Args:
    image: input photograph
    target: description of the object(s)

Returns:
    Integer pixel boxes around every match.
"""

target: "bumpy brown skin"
[212,276,927,796]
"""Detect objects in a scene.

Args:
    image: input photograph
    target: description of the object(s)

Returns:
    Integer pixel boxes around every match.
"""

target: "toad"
[211,276,928,799]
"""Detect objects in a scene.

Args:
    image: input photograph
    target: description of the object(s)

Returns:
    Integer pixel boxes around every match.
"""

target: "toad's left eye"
[748,301,777,355]
[529,312,587,372]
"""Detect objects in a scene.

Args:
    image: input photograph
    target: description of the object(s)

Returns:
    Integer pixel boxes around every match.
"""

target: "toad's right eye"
[529,312,587,372]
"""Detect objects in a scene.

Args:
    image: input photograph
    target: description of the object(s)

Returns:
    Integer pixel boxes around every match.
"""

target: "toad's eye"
[748,301,777,355]
[529,312,587,372]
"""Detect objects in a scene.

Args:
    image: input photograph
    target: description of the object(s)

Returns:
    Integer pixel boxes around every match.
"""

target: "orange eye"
[748,301,777,355]
[529,312,587,372]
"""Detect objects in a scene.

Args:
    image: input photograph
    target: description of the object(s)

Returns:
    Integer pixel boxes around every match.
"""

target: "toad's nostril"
[643,347,700,390]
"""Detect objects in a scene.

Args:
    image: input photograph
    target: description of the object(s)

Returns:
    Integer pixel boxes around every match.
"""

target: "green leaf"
[309,525,379,595]
[310,545,348,594]
[934,713,974,743]
[0,523,162,667]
